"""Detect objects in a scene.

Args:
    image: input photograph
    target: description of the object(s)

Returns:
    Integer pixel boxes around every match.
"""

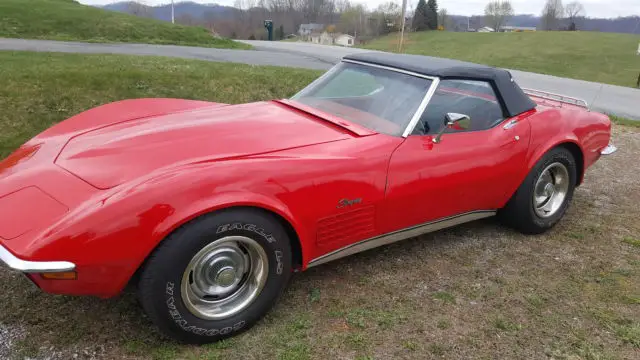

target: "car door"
[378,79,532,234]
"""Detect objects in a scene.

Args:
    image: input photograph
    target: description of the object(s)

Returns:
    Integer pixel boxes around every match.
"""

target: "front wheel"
[138,209,292,344]
[499,147,577,234]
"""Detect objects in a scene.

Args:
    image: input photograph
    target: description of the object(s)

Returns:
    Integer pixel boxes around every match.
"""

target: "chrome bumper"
[0,244,75,273]
[601,144,617,155]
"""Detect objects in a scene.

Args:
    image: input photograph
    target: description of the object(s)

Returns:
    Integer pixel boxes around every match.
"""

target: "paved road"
[0,38,332,70]
[1,38,638,119]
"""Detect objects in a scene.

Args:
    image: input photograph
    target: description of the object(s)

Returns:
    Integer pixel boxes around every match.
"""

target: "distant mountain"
[102,1,238,22]
[449,14,639,34]
[101,2,640,35]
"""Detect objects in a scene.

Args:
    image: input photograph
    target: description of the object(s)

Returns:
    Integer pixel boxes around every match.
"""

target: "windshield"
[291,62,434,136]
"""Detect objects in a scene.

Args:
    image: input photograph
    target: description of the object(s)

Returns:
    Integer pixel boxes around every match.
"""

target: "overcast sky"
[79,0,640,18]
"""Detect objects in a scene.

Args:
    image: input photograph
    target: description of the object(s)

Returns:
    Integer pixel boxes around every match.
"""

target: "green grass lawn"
[0,51,638,360]
[0,51,320,158]
[0,0,250,49]
[362,31,640,88]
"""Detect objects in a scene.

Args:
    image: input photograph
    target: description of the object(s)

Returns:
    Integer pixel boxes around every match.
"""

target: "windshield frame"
[291,59,441,138]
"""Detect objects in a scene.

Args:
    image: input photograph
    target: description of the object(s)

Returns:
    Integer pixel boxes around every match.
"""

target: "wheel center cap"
[215,268,237,287]
[544,183,555,198]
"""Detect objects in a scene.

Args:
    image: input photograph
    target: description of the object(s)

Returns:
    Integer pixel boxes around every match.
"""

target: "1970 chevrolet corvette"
[0,52,616,343]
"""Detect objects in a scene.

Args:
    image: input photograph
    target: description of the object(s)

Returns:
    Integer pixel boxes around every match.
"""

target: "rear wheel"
[138,208,292,344]
[500,147,577,234]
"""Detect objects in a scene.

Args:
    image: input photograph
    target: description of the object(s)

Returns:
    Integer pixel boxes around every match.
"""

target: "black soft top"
[343,52,536,118]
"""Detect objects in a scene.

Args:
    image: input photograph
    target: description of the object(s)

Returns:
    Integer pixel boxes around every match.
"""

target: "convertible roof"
[342,52,537,118]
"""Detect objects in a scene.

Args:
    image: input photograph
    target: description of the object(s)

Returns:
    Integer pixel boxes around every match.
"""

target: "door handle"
[503,119,518,130]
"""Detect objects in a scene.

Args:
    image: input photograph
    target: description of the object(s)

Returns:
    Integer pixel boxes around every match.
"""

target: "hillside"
[103,1,239,23]
[362,31,640,88]
[0,0,249,48]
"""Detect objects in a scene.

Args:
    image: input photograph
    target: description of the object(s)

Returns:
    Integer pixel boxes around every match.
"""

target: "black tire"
[137,208,292,344]
[499,147,577,235]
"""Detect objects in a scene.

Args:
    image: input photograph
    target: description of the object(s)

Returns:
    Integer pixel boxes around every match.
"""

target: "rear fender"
[524,108,588,186]
[526,136,585,184]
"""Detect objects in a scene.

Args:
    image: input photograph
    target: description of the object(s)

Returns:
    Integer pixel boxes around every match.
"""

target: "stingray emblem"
[337,198,362,208]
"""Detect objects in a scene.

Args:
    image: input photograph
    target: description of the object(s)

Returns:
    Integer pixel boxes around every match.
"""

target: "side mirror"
[433,113,471,143]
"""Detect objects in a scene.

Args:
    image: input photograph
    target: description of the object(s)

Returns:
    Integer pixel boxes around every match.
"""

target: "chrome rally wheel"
[181,236,269,320]
[533,163,570,218]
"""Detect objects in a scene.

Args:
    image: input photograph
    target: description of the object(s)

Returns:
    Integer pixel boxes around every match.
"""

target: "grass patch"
[0,51,320,158]
[362,31,640,87]
[433,291,456,304]
[492,316,521,332]
[622,237,640,247]
[610,115,640,128]
[436,318,451,329]
[308,288,321,303]
[0,0,250,49]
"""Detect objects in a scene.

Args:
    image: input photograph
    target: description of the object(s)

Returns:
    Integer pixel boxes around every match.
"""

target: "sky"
[79,0,640,18]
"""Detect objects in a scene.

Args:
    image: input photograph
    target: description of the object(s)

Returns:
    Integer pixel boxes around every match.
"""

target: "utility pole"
[171,0,175,24]
[399,0,407,53]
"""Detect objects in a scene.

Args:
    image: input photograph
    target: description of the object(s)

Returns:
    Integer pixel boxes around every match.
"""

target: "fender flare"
[123,191,309,292]
[526,136,586,186]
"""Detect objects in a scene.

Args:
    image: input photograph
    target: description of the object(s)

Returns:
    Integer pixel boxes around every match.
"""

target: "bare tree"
[541,0,564,30]
[565,1,584,30]
[483,0,514,32]
[438,8,451,30]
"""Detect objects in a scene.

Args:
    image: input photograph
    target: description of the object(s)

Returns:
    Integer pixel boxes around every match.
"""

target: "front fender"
[22,160,309,297]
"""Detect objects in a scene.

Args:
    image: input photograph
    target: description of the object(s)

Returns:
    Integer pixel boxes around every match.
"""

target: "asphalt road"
[1,38,638,119]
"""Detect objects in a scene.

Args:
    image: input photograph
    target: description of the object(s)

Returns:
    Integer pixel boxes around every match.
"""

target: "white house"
[298,24,325,38]
[477,26,495,32]
[335,34,355,47]
[309,32,355,47]
[501,26,537,32]
[309,31,334,45]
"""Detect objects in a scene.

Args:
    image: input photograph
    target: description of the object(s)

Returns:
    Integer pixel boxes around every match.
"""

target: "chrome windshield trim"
[308,210,496,268]
[402,77,440,138]
[0,244,76,273]
[290,64,341,100]
[341,59,439,81]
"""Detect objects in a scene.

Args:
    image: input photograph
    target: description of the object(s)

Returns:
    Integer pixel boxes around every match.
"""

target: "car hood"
[55,101,356,189]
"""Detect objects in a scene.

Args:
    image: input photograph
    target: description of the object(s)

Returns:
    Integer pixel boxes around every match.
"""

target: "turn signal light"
[40,272,77,280]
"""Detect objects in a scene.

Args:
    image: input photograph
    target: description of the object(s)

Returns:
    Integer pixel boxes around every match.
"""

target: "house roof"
[342,52,536,117]
[299,23,325,31]
[502,26,537,31]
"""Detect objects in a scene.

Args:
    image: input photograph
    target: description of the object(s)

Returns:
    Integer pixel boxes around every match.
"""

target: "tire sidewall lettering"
[216,222,276,244]
[164,281,246,337]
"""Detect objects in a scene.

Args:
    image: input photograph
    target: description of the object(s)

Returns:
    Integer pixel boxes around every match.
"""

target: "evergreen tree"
[426,0,439,30]
[412,0,429,31]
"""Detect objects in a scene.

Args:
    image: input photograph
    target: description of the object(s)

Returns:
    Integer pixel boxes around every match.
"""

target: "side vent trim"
[308,210,496,268]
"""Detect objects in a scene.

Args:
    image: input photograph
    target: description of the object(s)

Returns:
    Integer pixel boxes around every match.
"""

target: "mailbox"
[264,20,273,41]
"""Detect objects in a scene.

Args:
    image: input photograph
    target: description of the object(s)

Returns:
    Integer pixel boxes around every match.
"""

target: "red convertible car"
[0,53,616,343]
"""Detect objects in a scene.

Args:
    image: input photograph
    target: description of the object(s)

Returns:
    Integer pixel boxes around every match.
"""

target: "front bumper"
[0,244,75,273]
